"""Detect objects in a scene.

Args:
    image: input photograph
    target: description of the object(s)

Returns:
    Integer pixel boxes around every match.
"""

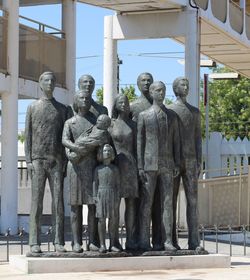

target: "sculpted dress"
[109,118,138,198]
[62,113,97,205]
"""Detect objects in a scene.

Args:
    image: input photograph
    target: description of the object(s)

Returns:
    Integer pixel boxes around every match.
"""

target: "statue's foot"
[99,245,107,253]
[89,243,99,251]
[125,243,138,251]
[55,244,67,253]
[30,245,42,253]
[173,243,181,250]
[72,243,83,253]
[110,246,121,252]
[164,242,177,252]
[188,246,205,253]
[139,244,152,251]
[152,244,164,251]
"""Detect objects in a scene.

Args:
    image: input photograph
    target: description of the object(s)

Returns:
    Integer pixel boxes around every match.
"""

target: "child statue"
[93,144,121,253]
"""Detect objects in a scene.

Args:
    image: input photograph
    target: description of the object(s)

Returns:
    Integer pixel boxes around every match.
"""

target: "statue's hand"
[139,169,147,184]
[68,152,81,164]
[173,167,180,178]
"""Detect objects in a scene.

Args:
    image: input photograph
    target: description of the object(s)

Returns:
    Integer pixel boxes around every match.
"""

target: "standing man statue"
[137,81,180,251]
[168,77,202,251]
[130,72,153,122]
[68,74,108,117]
[25,72,68,253]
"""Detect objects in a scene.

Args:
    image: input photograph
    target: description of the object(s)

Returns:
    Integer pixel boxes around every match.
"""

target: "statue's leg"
[88,204,99,250]
[111,198,122,250]
[159,169,176,251]
[138,171,157,250]
[29,160,46,248]
[182,166,200,250]
[151,184,163,250]
[71,205,83,252]
[98,218,107,253]
[124,197,137,250]
[172,173,181,249]
[48,163,65,247]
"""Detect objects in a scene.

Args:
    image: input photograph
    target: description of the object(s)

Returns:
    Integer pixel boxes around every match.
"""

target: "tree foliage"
[200,67,250,139]
[95,85,137,104]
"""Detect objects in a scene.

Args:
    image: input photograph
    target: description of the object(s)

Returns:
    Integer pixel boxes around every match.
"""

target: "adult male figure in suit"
[68,75,108,118]
[168,77,202,251]
[25,72,67,253]
[137,81,180,251]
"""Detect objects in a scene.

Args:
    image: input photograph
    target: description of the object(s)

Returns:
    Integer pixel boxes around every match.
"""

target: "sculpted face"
[138,73,153,94]
[40,73,56,97]
[76,91,91,111]
[78,75,95,96]
[150,82,166,105]
[115,95,129,114]
[103,145,112,160]
[176,79,189,97]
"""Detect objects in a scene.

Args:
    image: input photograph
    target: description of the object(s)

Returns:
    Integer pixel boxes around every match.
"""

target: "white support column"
[62,0,76,104]
[103,16,117,116]
[185,9,200,107]
[1,0,19,234]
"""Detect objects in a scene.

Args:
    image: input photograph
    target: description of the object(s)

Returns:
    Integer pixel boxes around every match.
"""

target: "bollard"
[214,225,218,253]
[200,225,205,250]
[46,226,52,252]
[5,228,11,262]
[18,228,25,255]
[242,225,246,256]
[228,225,232,256]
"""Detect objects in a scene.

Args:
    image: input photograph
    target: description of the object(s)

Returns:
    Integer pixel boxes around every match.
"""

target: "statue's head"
[172,77,189,98]
[78,74,95,96]
[137,72,153,96]
[96,114,111,130]
[73,90,92,113]
[149,81,166,105]
[39,72,56,98]
[112,94,130,119]
[97,143,115,162]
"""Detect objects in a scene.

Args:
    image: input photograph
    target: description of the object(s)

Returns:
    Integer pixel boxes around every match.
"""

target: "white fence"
[203,132,250,178]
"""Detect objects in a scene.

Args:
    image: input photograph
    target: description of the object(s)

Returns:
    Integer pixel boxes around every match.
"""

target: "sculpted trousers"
[172,161,200,249]
[139,169,174,249]
[29,159,65,246]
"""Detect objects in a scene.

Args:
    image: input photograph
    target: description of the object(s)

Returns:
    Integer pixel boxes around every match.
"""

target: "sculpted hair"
[73,90,91,113]
[137,72,153,88]
[172,77,188,96]
[39,71,56,90]
[97,144,115,162]
[149,81,166,94]
[78,74,95,90]
[111,94,130,119]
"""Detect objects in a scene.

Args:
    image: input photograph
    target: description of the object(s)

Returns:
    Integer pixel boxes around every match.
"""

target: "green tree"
[95,85,137,104]
[200,67,250,139]
[18,132,25,143]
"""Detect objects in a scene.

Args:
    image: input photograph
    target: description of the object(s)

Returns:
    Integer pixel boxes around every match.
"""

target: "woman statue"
[109,94,139,250]
[62,90,99,253]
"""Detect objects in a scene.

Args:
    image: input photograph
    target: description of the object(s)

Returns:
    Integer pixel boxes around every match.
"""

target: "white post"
[62,0,76,104]
[0,0,19,234]
[185,9,200,107]
[103,16,117,116]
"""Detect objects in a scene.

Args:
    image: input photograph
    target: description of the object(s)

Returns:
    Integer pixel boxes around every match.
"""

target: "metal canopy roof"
[77,0,185,13]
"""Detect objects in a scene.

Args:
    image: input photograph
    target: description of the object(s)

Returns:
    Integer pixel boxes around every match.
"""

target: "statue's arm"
[92,168,99,201]
[195,111,202,169]
[24,105,32,166]
[137,113,146,183]
[173,116,180,176]
[62,121,79,152]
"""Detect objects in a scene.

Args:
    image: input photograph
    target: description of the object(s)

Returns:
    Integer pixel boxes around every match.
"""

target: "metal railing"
[1,224,250,262]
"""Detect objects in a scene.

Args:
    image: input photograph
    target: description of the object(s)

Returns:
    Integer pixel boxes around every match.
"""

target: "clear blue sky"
[17,3,211,129]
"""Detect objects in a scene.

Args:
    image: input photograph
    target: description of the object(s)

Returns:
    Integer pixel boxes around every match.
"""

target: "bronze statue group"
[25,71,203,254]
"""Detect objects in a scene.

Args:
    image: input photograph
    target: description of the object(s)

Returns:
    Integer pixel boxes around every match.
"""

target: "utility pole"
[117,55,123,93]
